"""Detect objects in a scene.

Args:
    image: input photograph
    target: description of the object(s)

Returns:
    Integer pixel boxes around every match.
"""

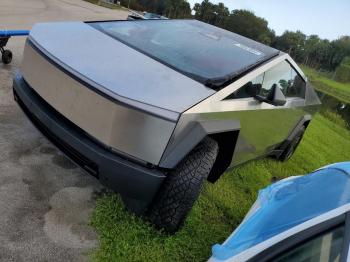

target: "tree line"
[121,0,350,75]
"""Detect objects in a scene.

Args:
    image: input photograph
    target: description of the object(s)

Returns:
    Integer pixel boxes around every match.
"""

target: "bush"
[335,57,350,83]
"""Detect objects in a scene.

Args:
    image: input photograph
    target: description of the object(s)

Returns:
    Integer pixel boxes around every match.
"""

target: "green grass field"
[302,66,350,104]
[90,113,350,262]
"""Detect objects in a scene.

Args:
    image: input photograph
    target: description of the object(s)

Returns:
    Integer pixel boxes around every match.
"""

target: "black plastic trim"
[13,73,166,210]
[274,114,312,157]
[159,119,240,169]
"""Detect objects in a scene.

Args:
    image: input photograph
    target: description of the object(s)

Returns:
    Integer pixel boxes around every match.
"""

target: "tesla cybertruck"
[13,19,320,233]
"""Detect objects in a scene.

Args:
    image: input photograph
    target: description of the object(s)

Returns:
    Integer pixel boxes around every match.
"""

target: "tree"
[212,2,230,27]
[273,31,306,62]
[334,56,350,82]
[329,36,350,70]
[225,10,275,44]
[193,0,216,23]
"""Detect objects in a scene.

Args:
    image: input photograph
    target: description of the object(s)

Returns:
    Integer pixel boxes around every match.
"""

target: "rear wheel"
[279,126,305,161]
[148,137,218,233]
[1,49,12,64]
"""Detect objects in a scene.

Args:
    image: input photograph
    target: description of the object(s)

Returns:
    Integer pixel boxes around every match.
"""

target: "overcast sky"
[187,0,350,40]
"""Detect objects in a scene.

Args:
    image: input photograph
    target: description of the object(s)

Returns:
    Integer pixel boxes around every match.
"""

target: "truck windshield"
[89,20,279,89]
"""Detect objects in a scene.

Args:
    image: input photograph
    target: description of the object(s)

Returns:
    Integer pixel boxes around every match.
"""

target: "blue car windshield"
[89,20,279,88]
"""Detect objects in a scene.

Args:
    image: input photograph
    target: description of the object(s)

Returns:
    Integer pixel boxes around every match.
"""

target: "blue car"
[210,162,350,262]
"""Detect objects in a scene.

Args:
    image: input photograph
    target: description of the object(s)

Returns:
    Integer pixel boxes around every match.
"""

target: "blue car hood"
[212,162,350,260]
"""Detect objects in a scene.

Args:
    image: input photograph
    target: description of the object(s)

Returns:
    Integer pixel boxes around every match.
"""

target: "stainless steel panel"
[172,101,308,167]
[21,42,175,165]
[168,54,320,167]
[28,21,215,114]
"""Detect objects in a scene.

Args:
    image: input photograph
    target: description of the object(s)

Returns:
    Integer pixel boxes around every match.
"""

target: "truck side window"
[225,73,264,99]
[225,60,306,100]
[261,60,306,99]
[261,60,291,97]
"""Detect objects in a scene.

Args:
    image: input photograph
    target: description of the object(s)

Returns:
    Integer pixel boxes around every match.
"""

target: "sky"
[187,0,350,40]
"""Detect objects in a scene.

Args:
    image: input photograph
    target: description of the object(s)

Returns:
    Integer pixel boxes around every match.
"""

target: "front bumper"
[13,73,166,211]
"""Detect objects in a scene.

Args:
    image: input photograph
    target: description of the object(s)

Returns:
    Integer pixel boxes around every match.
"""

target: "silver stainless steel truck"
[13,19,320,233]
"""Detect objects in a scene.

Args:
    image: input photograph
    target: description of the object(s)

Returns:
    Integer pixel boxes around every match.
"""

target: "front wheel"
[148,137,219,233]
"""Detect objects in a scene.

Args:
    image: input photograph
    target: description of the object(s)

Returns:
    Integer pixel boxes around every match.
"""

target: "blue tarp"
[212,162,350,260]
[0,30,30,37]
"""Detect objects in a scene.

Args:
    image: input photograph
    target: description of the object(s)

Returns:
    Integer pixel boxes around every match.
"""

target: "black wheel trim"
[285,133,303,160]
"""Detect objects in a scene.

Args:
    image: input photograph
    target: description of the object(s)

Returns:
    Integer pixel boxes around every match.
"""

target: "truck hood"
[28,21,215,119]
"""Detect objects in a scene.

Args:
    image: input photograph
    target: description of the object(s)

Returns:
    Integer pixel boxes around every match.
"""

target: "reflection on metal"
[21,42,175,165]
[28,22,214,117]
[161,54,321,168]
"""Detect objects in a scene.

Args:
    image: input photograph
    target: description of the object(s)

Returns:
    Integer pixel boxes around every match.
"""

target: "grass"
[301,65,350,104]
[90,113,350,261]
[322,110,349,129]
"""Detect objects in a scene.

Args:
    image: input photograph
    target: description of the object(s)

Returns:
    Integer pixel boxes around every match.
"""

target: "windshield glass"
[89,20,278,88]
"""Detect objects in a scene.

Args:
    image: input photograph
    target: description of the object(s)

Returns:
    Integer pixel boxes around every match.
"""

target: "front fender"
[159,117,240,169]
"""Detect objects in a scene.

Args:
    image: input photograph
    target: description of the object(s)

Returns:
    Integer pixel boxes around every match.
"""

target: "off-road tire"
[2,50,12,64]
[279,126,305,162]
[148,137,219,233]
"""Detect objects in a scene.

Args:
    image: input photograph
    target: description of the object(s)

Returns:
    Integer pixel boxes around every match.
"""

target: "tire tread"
[148,137,218,233]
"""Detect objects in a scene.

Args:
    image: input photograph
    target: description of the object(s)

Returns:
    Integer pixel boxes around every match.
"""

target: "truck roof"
[90,20,280,88]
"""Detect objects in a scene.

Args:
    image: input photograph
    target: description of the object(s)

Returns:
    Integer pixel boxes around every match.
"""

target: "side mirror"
[255,84,287,106]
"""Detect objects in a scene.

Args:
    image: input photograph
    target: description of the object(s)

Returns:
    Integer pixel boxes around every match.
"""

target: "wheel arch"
[303,118,311,128]
[158,119,240,178]
[286,114,312,143]
[207,130,240,183]
[274,114,312,159]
